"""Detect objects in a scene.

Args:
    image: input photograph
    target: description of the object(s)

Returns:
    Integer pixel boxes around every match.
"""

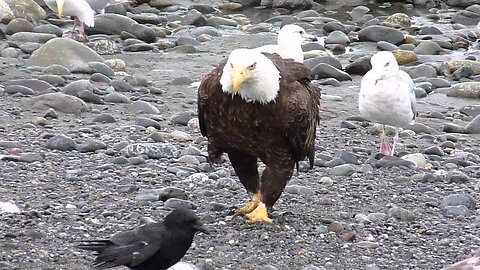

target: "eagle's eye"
[230,62,234,68]
[248,62,256,70]
[300,30,305,34]
[384,62,390,68]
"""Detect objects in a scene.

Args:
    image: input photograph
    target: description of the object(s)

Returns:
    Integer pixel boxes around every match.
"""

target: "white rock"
[168,262,199,270]
[185,173,209,182]
[169,130,192,141]
[0,201,21,213]
[401,153,426,168]
[187,118,199,129]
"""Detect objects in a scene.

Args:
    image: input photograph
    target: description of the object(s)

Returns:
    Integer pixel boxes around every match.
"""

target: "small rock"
[77,138,107,152]
[466,114,480,134]
[440,193,476,210]
[158,187,188,201]
[330,164,356,176]
[358,25,404,45]
[136,189,160,202]
[356,241,380,249]
[122,143,179,159]
[284,185,315,195]
[424,146,444,156]
[388,205,416,221]
[164,198,196,209]
[45,134,77,151]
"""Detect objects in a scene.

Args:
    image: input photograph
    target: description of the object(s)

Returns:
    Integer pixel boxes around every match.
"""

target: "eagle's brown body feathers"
[198,53,321,209]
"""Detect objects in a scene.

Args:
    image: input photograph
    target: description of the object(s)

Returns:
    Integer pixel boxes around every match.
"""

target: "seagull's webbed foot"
[236,192,260,214]
[246,202,273,224]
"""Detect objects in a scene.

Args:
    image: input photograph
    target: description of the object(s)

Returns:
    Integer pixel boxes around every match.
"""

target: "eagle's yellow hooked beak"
[57,1,64,17]
[231,67,252,93]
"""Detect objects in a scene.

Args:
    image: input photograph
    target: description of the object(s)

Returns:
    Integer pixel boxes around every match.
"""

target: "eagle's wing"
[269,54,321,168]
[197,65,224,137]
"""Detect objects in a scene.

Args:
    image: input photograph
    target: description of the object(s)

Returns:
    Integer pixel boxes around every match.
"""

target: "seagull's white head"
[55,0,65,17]
[278,24,318,46]
[220,49,281,104]
[370,51,399,74]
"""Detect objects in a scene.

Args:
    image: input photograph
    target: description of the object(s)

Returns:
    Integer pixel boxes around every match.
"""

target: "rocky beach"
[0,0,480,269]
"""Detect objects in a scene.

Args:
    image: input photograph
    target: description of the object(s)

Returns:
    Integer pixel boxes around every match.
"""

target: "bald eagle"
[198,49,321,223]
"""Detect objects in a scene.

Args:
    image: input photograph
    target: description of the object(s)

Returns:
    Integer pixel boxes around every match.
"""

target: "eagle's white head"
[370,51,399,75]
[220,49,281,104]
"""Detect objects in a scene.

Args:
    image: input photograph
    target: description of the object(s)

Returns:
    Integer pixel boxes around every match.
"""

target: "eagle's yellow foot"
[246,202,273,224]
[236,193,260,214]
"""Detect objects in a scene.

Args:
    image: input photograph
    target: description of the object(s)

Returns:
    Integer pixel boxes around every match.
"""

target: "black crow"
[76,208,208,270]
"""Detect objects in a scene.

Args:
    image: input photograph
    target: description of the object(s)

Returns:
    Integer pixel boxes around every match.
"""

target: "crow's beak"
[193,222,209,234]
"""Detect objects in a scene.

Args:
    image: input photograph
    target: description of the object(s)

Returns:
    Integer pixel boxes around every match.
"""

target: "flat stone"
[29,92,88,113]
[122,143,179,159]
[27,38,104,69]
[358,25,404,45]
[388,205,416,221]
[77,138,107,152]
[129,100,160,114]
[440,193,476,210]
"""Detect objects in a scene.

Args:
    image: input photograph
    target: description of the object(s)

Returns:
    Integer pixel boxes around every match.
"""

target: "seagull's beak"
[231,66,252,93]
[56,0,64,17]
[303,33,318,42]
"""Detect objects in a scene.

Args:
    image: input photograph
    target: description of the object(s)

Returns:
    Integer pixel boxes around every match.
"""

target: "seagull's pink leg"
[379,125,392,156]
[78,22,86,37]
[390,129,400,156]
[72,17,80,33]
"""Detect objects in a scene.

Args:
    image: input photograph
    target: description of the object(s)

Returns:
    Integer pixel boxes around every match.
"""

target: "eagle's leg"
[246,164,293,224]
[246,201,272,224]
[227,152,260,214]
[237,192,260,214]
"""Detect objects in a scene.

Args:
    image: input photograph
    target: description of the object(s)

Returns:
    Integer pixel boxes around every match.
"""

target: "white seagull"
[44,0,95,37]
[86,0,128,14]
[44,0,127,37]
[254,24,318,63]
[358,51,417,156]
[189,24,317,89]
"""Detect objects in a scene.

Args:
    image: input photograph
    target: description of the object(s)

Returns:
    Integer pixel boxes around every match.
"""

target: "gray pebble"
[136,189,160,202]
[77,138,107,153]
[388,205,416,221]
[284,185,315,195]
[4,85,35,95]
[443,205,470,217]
[93,113,117,123]
[135,117,161,129]
[424,146,444,156]
[330,164,356,176]
[104,92,131,103]
[164,198,196,209]
[440,193,476,210]
[345,56,372,75]
[45,134,77,151]
[158,187,188,201]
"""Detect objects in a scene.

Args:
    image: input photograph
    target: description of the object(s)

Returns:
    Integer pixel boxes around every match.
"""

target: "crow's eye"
[248,62,256,70]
